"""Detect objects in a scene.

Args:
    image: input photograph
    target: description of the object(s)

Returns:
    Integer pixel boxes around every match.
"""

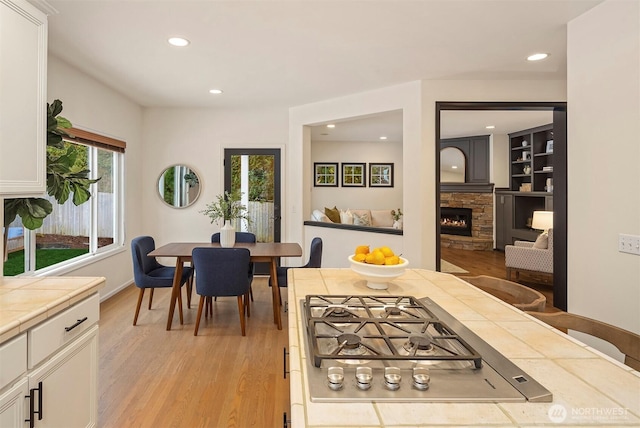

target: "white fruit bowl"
[348,255,409,290]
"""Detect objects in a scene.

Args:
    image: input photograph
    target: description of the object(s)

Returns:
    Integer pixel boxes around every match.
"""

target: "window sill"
[16,244,127,278]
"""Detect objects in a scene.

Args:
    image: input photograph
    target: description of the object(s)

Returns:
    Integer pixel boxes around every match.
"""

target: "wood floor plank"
[98,277,289,427]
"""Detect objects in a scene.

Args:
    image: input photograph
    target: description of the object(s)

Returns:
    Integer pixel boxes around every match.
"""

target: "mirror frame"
[157,164,201,209]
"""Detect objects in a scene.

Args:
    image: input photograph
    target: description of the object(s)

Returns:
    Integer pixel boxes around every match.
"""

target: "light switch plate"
[618,234,640,255]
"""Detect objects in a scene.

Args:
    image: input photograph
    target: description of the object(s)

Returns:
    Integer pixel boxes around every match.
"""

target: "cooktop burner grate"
[304,295,483,368]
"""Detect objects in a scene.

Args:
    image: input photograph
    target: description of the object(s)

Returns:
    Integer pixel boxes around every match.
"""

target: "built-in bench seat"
[303,220,402,235]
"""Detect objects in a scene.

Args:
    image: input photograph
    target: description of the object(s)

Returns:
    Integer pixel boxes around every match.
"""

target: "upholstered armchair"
[505,229,553,281]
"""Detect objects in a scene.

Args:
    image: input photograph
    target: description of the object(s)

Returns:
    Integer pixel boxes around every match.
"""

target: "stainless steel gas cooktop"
[301,295,553,403]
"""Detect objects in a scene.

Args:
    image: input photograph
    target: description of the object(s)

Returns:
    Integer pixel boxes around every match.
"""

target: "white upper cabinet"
[0,0,47,195]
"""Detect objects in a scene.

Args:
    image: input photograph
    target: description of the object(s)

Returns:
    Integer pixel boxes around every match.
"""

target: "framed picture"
[341,163,366,187]
[313,162,338,187]
[546,140,554,153]
[369,163,394,187]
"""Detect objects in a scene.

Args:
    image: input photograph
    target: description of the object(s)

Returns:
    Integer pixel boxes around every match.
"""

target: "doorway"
[224,148,282,274]
[435,102,567,311]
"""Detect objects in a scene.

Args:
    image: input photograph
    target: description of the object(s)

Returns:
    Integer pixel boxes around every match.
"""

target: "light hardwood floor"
[99,277,289,427]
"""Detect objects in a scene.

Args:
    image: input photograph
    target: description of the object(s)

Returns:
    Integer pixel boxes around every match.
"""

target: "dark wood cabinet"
[495,190,553,250]
[441,135,490,184]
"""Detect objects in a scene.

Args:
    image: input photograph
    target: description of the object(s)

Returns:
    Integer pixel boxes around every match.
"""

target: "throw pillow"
[533,233,548,249]
[353,212,371,227]
[311,209,330,222]
[340,209,354,224]
[324,206,341,223]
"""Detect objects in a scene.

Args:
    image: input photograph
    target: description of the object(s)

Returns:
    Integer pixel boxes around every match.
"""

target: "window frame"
[17,128,126,276]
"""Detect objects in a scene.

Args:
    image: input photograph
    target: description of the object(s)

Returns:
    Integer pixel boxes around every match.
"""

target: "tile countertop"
[0,276,105,343]
[287,268,640,427]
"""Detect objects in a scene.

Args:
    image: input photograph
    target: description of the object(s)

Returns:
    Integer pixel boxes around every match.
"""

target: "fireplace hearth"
[441,207,473,237]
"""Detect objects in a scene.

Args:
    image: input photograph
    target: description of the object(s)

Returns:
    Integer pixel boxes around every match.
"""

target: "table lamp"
[532,210,553,235]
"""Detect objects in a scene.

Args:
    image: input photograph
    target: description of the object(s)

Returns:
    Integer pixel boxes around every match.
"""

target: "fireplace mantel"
[441,183,494,193]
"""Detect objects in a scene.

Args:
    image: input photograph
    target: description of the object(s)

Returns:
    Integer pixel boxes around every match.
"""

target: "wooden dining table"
[149,242,302,330]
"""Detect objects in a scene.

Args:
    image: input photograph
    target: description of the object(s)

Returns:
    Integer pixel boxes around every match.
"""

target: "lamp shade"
[532,211,553,231]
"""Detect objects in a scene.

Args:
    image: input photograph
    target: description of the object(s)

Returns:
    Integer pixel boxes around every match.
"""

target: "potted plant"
[200,190,249,247]
[391,208,403,230]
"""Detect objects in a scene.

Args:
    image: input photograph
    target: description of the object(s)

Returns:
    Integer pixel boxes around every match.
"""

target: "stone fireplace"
[441,192,493,250]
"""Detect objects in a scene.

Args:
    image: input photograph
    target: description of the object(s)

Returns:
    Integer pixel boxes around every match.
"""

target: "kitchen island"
[287,268,640,427]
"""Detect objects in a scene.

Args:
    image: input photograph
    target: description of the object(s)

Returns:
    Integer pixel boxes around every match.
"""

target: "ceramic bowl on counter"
[348,255,409,289]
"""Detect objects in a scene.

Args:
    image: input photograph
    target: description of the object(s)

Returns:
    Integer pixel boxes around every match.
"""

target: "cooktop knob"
[355,367,373,390]
[412,367,431,390]
[384,367,402,391]
[327,367,344,391]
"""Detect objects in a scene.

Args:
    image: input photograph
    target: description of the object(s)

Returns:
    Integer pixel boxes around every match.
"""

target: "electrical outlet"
[618,234,640,255]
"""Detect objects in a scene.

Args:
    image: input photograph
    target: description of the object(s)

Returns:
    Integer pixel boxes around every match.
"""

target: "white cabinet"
[0,378,28,427]
[0,0,48,195]
[27,326,98,428]
[0,293,99,428]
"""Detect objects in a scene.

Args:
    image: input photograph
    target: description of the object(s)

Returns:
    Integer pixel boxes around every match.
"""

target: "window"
[3,129,125,276]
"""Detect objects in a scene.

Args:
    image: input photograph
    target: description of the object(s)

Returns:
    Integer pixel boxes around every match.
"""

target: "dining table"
[148,241,302,330]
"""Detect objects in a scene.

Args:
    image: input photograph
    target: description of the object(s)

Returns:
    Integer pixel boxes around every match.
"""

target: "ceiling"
[44,0,601,111]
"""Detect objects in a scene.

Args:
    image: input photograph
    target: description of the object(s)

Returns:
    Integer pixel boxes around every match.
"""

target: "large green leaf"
[4,100,101,233]
[5,198,52,230]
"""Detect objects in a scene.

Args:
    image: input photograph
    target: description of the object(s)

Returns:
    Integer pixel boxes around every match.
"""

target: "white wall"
[567,0,640,346]
[491,133,510,189]
[310,140,403,211]
[47,55,144,299]
[141,107,293,259]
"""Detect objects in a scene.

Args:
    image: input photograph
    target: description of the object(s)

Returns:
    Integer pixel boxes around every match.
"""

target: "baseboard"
[100,279,134,302]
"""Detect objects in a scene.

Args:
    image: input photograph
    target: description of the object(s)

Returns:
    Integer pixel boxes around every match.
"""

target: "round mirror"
[157,165,201,208]
[440,147,466,183]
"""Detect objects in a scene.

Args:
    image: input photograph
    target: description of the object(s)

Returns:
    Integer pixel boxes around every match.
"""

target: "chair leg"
[133,288,145,326]
[148,288,154,310]
[186,274,193,309]
[237,295,246,336]
[506,267,512,281]
[177,286,184,325]
[194,296,205,336]
[207,296,212,317]
[249,285,254,302]
[245,292,251,318]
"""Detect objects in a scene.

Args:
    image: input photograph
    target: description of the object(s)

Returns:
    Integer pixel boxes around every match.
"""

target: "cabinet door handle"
[283,347,289,379]
[25,381,43,427]
[65,317,88,332]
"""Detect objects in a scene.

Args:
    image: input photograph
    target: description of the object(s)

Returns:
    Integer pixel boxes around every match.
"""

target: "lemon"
[355,245,370,255]
[354,253,367,262]
[384,255,400,265]
[380,246,394,257]
[370,250,385,265]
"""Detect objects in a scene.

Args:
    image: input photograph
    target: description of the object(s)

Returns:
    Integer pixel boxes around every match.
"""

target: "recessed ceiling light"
[379,136,387,140]
[452,166,458,169]
[326,124,335,128]
[486,125,495,129]
[527,53,548,61]
[168,37,190,47]
[209,89,223,94]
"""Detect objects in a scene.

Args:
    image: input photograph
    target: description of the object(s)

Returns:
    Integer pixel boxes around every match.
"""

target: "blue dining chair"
[270,237,322,302]
[131,236,193,326]
[192,247,252,336]
[212,232,256,303]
